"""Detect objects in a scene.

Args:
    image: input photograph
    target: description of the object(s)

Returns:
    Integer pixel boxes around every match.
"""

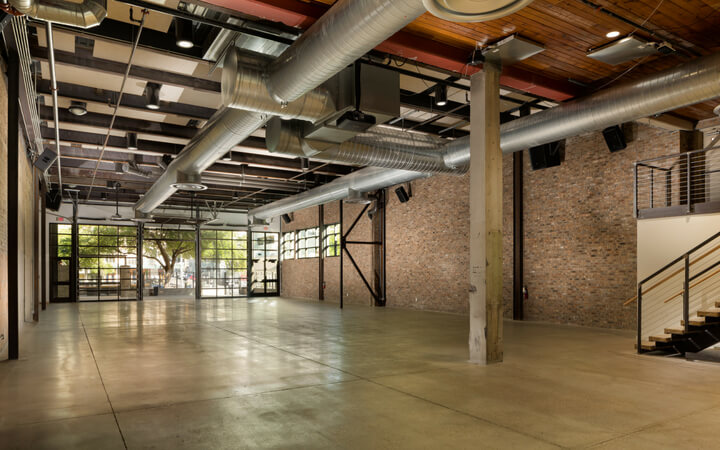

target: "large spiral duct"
[9,0,106,28]
[250,51,720,219]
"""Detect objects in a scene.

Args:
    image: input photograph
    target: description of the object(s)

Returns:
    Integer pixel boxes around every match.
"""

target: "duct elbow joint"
[10,0,107,28]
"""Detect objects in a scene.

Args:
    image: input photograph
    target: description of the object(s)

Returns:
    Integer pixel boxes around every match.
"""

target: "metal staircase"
[629,230,720,354]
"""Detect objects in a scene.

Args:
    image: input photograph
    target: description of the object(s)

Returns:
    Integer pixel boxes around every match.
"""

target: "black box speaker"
[46,188,62,211]
[603,125,627,152]
[529,141,564,170]
[395,186,410,203]
[34,148,57,172]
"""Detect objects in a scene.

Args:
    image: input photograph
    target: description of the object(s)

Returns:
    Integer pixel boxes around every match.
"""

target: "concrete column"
[469,62,503,364]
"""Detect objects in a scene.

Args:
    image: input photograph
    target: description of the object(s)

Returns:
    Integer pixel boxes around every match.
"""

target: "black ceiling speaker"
[529,141,565,170]
[281,214,292,224]
[602,125,627,152]
[46,188,62,211]
[395,186,411,203]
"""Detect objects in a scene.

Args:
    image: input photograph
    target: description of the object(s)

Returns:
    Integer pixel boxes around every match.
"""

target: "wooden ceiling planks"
[314,0,719,119]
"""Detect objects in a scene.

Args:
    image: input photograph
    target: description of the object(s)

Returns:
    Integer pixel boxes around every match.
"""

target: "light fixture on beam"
[68,101,87,116]
[157,154,173,170]
[174,17,194,49]
[121,161,151,178]
[126,132,138,150]
[434,84,448,107]
[587,36,673,65]
[222,150,232,161]
[481,34,545,65]
[144,82,161,110]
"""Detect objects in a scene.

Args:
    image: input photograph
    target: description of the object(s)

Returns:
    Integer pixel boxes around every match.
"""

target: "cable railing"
[631,230,720,353]
[11,16,44,157]
[635,145,720,219]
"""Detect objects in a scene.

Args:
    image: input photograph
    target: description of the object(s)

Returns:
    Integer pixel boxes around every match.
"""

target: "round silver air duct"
[422,0,534,22]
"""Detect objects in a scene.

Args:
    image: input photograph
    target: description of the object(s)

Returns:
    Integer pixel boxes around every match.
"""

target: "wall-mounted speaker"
[34,148,57,172]
[281,213,292,224]
[602,125,627,152]
[395,186,410,203]
[46,188,62,211]
[528,141,564,170]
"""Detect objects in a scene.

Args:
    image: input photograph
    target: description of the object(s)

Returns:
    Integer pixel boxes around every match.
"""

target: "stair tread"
[665,327,701,335]
[636,341,657,350]
[697,308,720,317]
[649,334,673,342]
[681,317,707,326]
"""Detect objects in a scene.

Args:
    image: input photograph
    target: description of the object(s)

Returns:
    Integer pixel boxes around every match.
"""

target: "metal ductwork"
[265,0,426,104]
[253,166,431,219]
[221,48,337,123]
[135,108,267,214]
[267,119,469,174]
[501,52,720,153]
[250,51,720,219]
[10,0,106,28]
[134,0,428,215]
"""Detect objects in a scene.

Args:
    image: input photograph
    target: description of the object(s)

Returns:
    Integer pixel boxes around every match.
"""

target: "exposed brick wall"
[0,57,41,360]
[279,123,681,330]
[516,125,678,328]
[385,175,470,313]
[280,201,372,306]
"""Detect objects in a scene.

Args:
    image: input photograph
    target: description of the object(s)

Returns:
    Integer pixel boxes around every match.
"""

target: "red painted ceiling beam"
[202,0,581,101]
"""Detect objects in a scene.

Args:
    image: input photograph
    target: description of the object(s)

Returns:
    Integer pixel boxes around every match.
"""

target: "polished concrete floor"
[2,297,720,449]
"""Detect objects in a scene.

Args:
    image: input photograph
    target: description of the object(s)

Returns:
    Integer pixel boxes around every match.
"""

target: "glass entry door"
[77,225,138,301]
[200,229,249,298]
[251,232,279,296]
[50,223,73,302]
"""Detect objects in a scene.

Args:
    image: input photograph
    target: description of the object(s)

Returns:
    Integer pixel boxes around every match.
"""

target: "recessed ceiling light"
[606,31,620,38]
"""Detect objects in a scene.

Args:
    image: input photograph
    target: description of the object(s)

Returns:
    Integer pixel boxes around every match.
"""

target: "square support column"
[469,62,503,364]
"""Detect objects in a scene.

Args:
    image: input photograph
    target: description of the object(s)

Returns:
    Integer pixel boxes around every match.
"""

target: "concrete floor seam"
[110,378,364,417]
[80,318,129,450]
[208,322,565,449]
[582,401,720,449]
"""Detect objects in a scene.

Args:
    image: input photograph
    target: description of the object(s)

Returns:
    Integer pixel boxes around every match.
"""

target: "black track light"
[174,17,194,49]
[126,132,138,150]
[434,84,448,107]
[144,82,161,110]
